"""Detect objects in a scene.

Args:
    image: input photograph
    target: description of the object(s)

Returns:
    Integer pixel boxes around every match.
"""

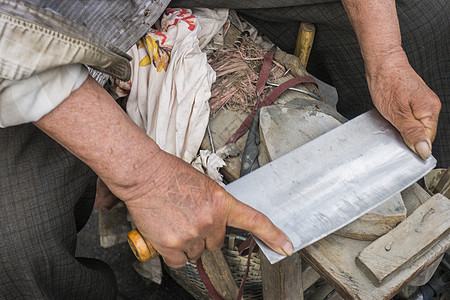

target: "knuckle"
[210,238,223,251]
[186,227,200,240]
[211,186,227,201]
[160,235,182,250]
[188,250,204,261]
[201,214,215,227]
[163,258,187,269]
[248,212,265,230]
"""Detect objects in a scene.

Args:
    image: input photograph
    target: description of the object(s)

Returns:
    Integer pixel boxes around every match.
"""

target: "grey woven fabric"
[23,0,170,52]
[172,0,449,167]
[0,124,117,299]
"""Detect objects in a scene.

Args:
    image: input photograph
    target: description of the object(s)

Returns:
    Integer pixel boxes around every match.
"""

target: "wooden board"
[261,253,303,300]
[302,264,321,291]
[301,233,450,300]
[401,183,431,217]
[356,193,450,286]
[202,249,239,300]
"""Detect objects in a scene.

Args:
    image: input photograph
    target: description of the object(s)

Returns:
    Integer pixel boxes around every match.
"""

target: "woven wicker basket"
[165,233,263,300]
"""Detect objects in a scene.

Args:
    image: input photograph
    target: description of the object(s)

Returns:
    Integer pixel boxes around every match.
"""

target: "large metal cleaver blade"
[225,109,436,264]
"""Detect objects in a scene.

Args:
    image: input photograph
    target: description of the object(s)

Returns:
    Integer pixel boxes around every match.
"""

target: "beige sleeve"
[0,64,88,128]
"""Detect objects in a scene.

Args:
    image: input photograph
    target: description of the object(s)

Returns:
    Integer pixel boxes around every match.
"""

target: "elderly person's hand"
[35,76,293,268]
[366,50,441,159]
[342,0,441,159]
[123,151,292,267]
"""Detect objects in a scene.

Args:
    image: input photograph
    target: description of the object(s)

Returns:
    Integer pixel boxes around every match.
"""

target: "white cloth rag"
[126,8,216,164]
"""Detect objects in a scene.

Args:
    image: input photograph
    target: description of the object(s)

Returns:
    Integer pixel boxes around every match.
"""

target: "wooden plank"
[202,249,239,300]
[432,168,450,196]
[261,252,303,300]
[301,233,450,300]
[299,184,448,300]
[302,264,321,291]
[401,183,431,217]
[356,194,450,286]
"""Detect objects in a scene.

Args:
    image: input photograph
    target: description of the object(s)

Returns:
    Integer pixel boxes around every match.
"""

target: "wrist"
[103,142,168,203]
[365,47,409,85]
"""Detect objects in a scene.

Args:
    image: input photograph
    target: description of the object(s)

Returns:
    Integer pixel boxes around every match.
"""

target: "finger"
[410,92,441,147]
[183,238,206,261]
[396,94,440,159]
[160,250,188,268]
[395,116,432,159]
[227,199,293,256]
[205,224,226,251]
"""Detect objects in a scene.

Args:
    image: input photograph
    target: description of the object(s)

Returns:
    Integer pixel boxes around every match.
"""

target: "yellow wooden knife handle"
[127,229,158,262]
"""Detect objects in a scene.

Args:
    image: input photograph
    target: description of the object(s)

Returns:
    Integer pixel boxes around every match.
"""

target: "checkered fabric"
[0,1,170,297]
[0,124,117,299]
[172,0,449,167]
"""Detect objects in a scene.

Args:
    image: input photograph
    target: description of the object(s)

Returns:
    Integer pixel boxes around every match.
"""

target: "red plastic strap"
[196,257,224,300]
[255,52,275,103]
[225,75,317,145]
[259,76,317,108]
[225,109,257,145]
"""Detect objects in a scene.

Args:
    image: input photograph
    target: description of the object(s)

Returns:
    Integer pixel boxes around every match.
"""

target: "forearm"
[342,0,407,73]
[341,0,441,159]
[34,75,293,265]
[34,76,164,200]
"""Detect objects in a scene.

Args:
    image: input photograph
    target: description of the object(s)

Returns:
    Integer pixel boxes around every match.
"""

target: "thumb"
[397,117,432,160]
[397,94,440,160]
[226,198,293,256]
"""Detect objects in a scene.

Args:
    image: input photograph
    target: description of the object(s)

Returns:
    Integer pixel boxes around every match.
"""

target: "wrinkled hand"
[112,151,292,268]
[366,51,441,159]
[33,75,291,268]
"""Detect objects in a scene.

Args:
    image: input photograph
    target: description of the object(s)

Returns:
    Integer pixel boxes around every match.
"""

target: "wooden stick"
[294,22,316,68]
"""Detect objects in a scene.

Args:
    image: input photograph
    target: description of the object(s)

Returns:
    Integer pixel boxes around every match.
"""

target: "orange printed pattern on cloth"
[138,36,172,72]
[138,8,197,72]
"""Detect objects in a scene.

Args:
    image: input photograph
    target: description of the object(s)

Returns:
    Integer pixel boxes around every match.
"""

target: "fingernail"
[282,240,293,256]
[415,141,431,159]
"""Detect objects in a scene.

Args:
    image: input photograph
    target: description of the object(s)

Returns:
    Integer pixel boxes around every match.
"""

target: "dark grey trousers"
[172,0,449,167]
[0,124,117,299]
